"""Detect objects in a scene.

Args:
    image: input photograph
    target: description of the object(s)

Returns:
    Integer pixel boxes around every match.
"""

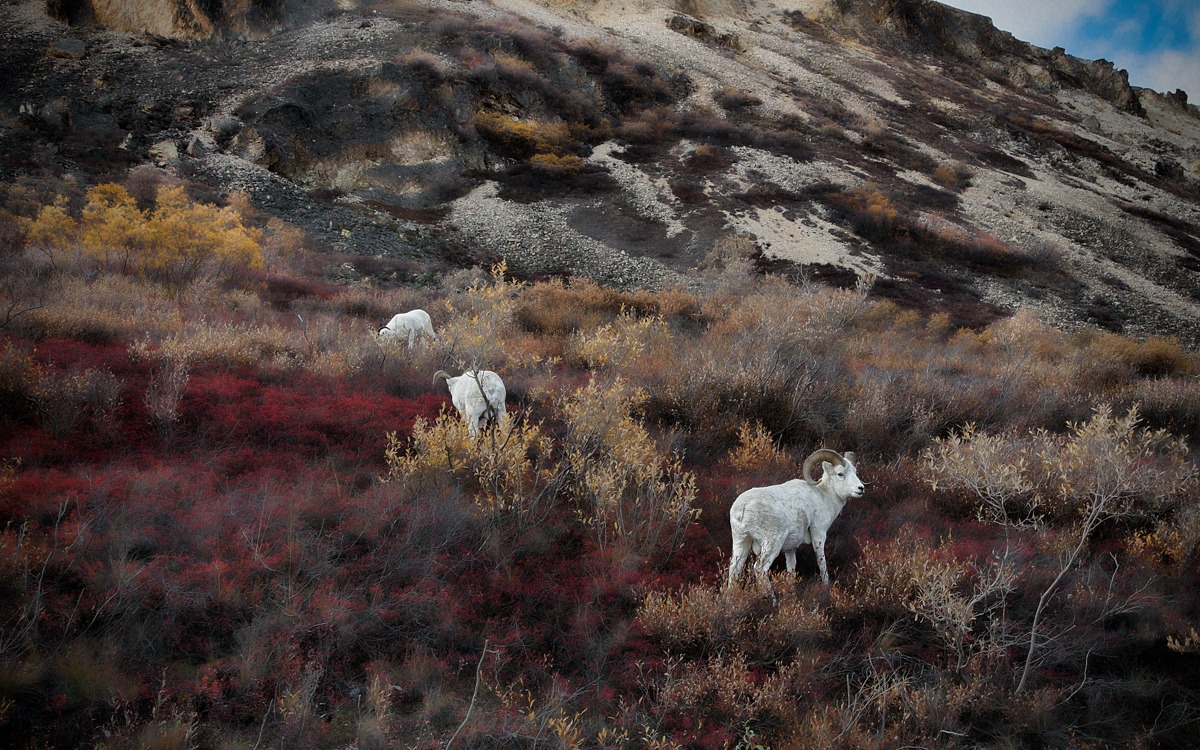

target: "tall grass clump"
[384,408,554,527]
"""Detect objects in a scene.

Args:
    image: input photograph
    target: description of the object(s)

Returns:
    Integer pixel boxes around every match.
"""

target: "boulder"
[186,134,208,157]
[31,99,73,131]
[149,139,180,164]
[46,39,87,60]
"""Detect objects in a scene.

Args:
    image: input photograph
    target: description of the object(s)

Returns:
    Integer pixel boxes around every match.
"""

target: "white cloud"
[941,0,1200,96]
[938,0,1111,50]
[1115,47,1200,96]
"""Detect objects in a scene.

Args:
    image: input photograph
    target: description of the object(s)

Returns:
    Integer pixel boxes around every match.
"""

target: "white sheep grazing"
[432,369,506,437]
[379,309,437,348]
[728,449,864,588]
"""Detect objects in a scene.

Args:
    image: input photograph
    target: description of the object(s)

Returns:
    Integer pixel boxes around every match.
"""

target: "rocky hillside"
[4,0,1200,344]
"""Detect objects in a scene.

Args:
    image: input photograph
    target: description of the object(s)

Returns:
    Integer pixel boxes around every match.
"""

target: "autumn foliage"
[26,183,262,285]
[1,185,1199,750]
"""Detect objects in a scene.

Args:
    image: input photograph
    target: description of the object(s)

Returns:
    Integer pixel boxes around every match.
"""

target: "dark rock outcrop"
[45,0,306,38]
[825,0,1143,114]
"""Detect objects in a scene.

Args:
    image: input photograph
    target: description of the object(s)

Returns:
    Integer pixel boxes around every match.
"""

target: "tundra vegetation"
[1,179,1199,750]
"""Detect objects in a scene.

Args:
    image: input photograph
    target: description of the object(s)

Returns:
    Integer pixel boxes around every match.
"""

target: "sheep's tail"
[432,369,451,387]
[731,499,747,524]
[803,449,844,485]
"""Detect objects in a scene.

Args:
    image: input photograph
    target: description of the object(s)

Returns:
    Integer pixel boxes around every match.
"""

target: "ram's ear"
[822,460,834,476]
[843,451,856,466]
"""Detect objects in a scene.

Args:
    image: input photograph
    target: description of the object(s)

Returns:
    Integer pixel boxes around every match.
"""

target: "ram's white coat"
[379,309,436,348]
[433,369,506,437]
[728,449,863,587]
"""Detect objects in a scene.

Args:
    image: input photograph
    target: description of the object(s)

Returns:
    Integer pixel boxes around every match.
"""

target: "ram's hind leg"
[728,534,752,587]
[753,537,785,598]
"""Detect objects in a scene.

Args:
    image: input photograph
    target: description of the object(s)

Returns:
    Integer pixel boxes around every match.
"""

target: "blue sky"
[940,1,1200,99]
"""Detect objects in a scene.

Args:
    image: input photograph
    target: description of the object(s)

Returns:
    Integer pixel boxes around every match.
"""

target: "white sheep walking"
[379,309,437,348]
[728,448,864,589]
[432,369,506,437]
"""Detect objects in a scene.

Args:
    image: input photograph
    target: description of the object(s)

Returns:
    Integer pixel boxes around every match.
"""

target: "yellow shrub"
[1048,405,1194,522]
[384,410,555,520]
[566,311,666,370]
[1125,526,1184,567]
[80,183,144,274]
[725,421,788,475]
[931,161,973,189]
[23,197,78,268]
[846,188,900,231]
[1167,627,1200,654]
[1122,335,1194,376]
[831,535,939,624]
[655,652,797,725]
[38,183,264,287]
[28,275,180,343]
[517,277,644,334]
[926,406,1195,525]
[473,112,574,158]
[437,261,529,370]
[560,377,698,559]
[1075,332,1197,387]
[141,185,263,284]
[639,579,827,662]
[529,152,587,175]
[132,320,295,369]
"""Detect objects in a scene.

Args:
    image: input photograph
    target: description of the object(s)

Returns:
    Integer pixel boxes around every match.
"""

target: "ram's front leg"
[811,531,830,584]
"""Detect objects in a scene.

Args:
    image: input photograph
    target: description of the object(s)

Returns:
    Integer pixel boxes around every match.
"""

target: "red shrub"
[2,469,93,524]
[179,370,443,467]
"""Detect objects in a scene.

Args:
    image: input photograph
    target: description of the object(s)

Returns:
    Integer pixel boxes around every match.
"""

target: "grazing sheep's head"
[803,449,865,498]
[432,369,453,388]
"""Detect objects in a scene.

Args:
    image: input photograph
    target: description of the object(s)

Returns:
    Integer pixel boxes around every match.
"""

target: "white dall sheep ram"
[379,309,437,348]
[728,449,863,588]
[432,369,506,437]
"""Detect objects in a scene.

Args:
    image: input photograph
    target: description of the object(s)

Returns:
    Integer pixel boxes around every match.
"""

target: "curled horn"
[803,449,844,486]
[432,369,451,387]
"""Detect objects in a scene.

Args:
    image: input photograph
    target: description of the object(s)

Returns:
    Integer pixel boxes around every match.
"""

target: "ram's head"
[803,449,864,498]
